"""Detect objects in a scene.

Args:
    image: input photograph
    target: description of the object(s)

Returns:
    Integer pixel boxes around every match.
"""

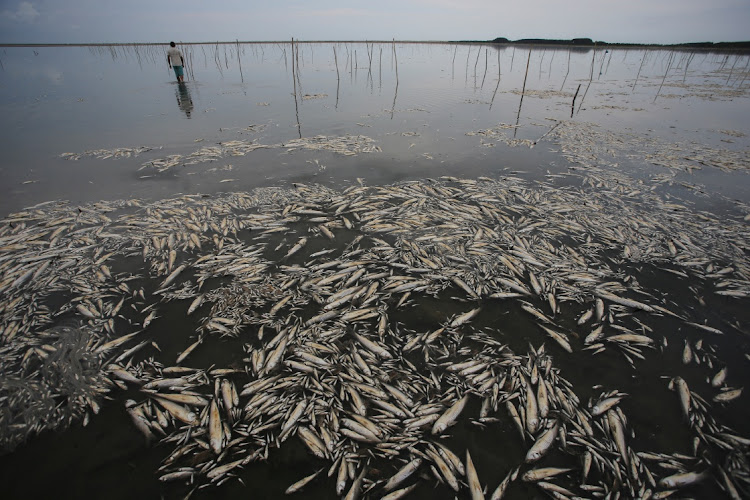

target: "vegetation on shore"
[472,37,750,50]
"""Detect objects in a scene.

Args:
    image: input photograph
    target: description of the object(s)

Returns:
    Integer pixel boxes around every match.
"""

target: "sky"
[0,0,748,45]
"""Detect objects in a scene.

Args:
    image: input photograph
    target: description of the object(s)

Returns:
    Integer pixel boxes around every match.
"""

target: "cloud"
[2,1,40,22]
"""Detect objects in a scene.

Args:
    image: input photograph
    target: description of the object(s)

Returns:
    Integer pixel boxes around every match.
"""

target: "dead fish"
[432,394,469,435]
[285,468,323,494]
[489,467,516,500]
[161,263,187,288]
[284,237,308,259]
[208,400,223,454]
[381,483,418,500]
[187,294,204,315]
[522,467,572,482]
[465,449,485,500]
[711,367,728,388]
[714,387,742,403]
[673,377,691,419]
[525,422,558,463]
[176,336,202,364]
[450,307,481,327]
[383,458,422,492]
[658,470,709,489]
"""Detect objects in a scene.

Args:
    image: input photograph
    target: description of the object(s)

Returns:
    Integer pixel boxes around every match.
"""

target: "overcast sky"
[1,0,748,45]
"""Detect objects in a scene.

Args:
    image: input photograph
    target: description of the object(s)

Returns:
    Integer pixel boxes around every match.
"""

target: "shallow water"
[0,43,749,499]
[1,43,748,215]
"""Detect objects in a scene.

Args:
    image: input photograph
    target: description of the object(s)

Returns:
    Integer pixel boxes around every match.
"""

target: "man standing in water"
[167,42,185,82]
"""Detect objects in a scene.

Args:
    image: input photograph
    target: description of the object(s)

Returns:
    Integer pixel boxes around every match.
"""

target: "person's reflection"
[175,82,194,118]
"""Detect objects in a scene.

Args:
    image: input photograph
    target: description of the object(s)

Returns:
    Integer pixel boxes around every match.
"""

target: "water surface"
[0,42,749,500]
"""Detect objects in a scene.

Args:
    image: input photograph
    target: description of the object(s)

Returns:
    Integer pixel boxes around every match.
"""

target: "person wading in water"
[167,41,185,82]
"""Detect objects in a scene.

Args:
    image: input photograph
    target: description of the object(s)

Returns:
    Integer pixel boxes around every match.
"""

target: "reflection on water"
[0,41,749,500]
[175,82,193,118]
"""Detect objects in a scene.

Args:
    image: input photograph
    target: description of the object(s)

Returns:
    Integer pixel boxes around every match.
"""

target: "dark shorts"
[173,65,184,78]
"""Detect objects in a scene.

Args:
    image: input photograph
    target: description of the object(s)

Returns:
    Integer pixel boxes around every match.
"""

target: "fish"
[577,309,593,325]
[522,467,572,482]
[281,399,308,438]
[383,458,422,492]
[208,400,223,454]
[297,426,327,459]
[711,367,728,387]
[126,404,155,444]
[336,457,348,495]
[269,294,293,316]
[381,483,418,500]
[594,290,654,312]
[658,470,709,489]
[525,381,539,434]
[161,263,187,288]
[176,336,202,364]
[607,410,629,467]
[95,331,140,354]
[285,468,323,494]
[714,387,742,403]
[152,397,199,426]
[426,448,459,491]
[353,332,391,359]
[432,394,469,434]
[592,396,622,416]
[343,466,367,500]
[585,324,604,344]
[465,449,485,500]
[284,237,308,259]
[506,400,525,440]
[674,377,691,419]
[489,467,516,500]
[536,379,549,418]
[525,422,558,463]
[187,294,204,315]
[450,307,481,327]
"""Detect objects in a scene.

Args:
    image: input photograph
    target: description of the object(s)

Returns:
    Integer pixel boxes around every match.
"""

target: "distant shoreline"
[1,39,749,52]
[478,37,750,51]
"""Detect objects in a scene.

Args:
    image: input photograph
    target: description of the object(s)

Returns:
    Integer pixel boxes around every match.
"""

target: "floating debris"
[119,135,380,173]
[60,146,153,161]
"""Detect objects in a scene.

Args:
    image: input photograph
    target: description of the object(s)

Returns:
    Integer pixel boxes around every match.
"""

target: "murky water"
[0,43,749,499]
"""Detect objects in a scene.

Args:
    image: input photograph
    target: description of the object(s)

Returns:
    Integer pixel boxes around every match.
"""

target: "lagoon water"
[1,43,748,214]
[0,43,749,499]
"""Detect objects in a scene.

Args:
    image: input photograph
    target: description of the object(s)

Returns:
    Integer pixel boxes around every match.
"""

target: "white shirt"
[167,47,183,66]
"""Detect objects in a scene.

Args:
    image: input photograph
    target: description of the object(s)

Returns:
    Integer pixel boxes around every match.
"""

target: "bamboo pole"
[333,45,340,81]
[570,84,581,117]
[489,49,501,110]
[334,45,340,109]
[514,49,532,136]
[379,46,382,89]
[632,50,647,91]
[480,48,488,88]
[290,38,301,138]
[465,46,471,83]
[726,54,740,85]
[392,39,398,84]
[452,44,457,79]
[560,49,571,91]
[577,47,597,113]
[654,51,674,102]
[391,39,399,119]
[236,39,244,83]
[473,45,481,82]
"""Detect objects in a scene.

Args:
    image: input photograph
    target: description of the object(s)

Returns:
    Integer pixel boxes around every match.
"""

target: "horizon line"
[1,38,749,49]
